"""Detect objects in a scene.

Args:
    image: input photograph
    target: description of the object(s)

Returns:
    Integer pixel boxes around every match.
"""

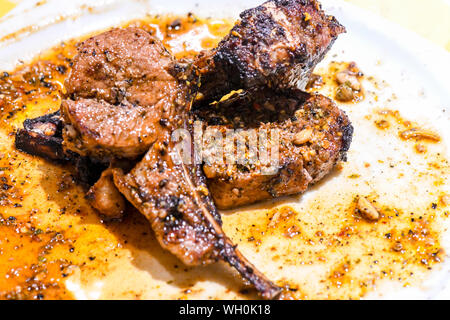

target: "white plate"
[0,0,449,299]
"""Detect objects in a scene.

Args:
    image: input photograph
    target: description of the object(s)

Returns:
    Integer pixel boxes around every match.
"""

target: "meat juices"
[195,90,353,209]
[194,0,345,101]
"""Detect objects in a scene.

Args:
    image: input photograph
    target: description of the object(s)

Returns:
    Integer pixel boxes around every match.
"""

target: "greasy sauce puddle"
[0,14,449,300]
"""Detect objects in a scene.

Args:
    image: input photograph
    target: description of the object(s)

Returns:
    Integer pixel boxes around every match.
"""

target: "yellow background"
[0,0,449,51]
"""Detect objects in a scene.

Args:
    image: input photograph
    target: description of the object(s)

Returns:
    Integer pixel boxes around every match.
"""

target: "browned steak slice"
[65,27,175,105]
[61,28,187,160]
[61,97,170,160]
[194,90,353,209]
[195,0,345,102]
[113,123,281,299]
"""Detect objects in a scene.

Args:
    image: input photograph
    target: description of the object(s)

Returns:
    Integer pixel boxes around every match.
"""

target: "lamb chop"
[16,89,353,211]
[194,90,352,209]
[194,0,345,102]
[17,0,348,210]
[62,27,183,161]
[60,27,281,298]
[14,0,350,299]
[15,96,282,299]
[112,124,281,298]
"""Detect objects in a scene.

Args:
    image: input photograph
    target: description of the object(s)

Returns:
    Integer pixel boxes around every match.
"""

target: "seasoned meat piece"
[17,90,353,211]
[195,90,353,209]
[113,124,281,299]
[15,111,66,162]
[15,111,129,218]
[65,27,175,105]
[195,0,345,101]
[62,27,280,298]
[16,100,282,297]
[86,168,126,220]
[15,111,106,186]
[62,28,184,160]
[62,97,168,159]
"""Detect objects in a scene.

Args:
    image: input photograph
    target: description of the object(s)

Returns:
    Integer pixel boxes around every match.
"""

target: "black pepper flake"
[159,119,169,127]
[159,179,168,188]
[168,19,182,31]
[56,65,67,74]
[431,203,437,209]
[1,183,12,190]
[41,80,52,88]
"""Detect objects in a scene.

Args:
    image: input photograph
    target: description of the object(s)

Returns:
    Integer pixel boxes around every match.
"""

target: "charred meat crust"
[62,28,185,161]
[15,111,66,162]
[195,90,353,209]
[112,119,281,299]
[15,111,106,186]
[194,0,345,101]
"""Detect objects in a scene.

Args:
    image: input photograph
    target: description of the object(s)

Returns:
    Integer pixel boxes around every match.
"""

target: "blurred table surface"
[0,0,449,51]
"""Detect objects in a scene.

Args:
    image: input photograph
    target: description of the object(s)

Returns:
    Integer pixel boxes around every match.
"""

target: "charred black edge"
[15,111,67,162]
[219,240,282,299]
[185,119,281,298]
[14,111,105,185]
[339,118,354,162]
[196,0,346,103]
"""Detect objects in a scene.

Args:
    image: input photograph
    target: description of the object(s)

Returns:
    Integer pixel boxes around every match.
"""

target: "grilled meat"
[63,27,281,298]
[65,27,176,106]
[194,0,345,101]
[86,167,127,220]
[14,111,125,218]
[15,111,66,162]
[15,111,106,186]
[14,0,350,298]
[62,97,168,160]
[16,90,353,212]
[62,28,183,160]
[195,90,352,209]
[113,121,281,298]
